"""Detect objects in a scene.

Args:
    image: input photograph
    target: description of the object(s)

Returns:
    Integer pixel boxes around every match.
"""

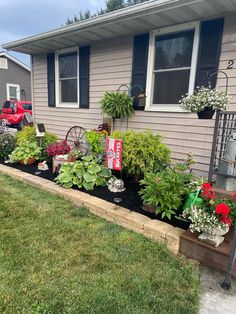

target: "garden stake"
[221,224,236,290]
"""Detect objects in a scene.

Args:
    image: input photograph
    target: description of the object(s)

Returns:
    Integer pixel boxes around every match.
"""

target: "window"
[146,22,200,112]
[0,57,8,69]
[22,103,32,110]
[55,47,79,107]
[6,83,20,100]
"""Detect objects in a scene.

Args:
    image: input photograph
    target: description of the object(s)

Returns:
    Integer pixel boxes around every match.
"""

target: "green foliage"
[10,140,41,164]
[111,129,171,179]
[85,130,105,154]
[0,133,17,160]
[55,155,112,190]
[16,126,58,160]
[139,163,194,220]
[65,0,149,24]
[100,92,134,119]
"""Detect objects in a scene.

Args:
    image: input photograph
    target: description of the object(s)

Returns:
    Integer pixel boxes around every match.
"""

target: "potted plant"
[180,87,230,119]
[100,91,134,120]
[183,183,234,247]
[10,140,41,165]
[139,161,194,220]
[46,140,71,173]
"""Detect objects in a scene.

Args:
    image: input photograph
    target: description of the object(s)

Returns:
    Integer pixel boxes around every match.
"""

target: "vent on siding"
[0,57,8,69]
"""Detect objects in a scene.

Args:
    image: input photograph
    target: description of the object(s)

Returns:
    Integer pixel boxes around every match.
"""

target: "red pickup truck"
[0,100,32,130]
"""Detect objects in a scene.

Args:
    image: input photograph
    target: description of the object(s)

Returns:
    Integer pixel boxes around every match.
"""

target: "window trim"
[55,46,79,108]
[145,21,200,112]
[6,83,20,100]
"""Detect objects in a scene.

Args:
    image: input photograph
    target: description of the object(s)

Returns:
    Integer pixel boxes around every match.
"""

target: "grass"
[0,173,200,314]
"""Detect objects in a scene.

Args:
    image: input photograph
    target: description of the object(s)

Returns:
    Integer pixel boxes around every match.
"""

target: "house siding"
[0,58,31,108]
[32,14,236,177]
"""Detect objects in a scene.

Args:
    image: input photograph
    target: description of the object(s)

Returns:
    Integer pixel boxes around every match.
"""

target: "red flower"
[233,193,236,199]
[220,216,232,226]
[215,203,230,216]
[202,182,212,190]
[202,189,215,199]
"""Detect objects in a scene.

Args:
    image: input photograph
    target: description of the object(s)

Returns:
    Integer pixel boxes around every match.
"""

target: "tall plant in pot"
[100,91,134,124]
[180,87,230,119]
[46,140,71,173]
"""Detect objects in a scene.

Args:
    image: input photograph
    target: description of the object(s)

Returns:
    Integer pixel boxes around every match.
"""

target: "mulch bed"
[0,160,190,230]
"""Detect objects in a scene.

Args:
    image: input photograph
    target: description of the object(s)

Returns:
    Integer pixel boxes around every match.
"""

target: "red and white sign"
[106,138,123,171]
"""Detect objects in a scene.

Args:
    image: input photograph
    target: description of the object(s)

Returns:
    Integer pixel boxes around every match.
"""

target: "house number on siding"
[227,60,235,69]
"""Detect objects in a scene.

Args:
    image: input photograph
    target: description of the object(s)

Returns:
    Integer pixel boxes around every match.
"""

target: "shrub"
[100,91,134,119]
[55,155,112,190]
[139,162,194,220]
[0,133,17,160]
[111,129,171,179]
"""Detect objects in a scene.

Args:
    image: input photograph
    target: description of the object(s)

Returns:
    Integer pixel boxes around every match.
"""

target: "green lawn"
[0,173,200,314]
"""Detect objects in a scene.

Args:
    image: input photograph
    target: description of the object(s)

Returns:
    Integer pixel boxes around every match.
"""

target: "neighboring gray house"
[3,0,236,177]
[0,51,31,108]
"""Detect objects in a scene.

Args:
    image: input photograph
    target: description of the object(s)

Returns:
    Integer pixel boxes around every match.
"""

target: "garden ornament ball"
[108,178,125,193]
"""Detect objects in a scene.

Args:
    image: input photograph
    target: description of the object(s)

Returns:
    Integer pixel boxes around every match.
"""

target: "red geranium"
[201,182,215,199]
[220,216,232,226]
[233,193,236,199]
[202,182,212,190]
[215,203,230,216]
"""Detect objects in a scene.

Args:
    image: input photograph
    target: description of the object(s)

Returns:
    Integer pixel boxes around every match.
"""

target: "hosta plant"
[55,155,112,190]
[10,140,41,164]
[180,86,230,112]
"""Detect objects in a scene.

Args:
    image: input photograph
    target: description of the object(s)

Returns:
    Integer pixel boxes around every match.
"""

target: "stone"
[144,220,174,238]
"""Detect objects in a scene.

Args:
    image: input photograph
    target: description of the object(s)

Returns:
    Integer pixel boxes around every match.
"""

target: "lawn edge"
[0,163,185,253]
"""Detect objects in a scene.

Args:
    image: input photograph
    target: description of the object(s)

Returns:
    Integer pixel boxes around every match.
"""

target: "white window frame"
[6,83,20,100]
[145,21,200,112]
[55,46,79,108]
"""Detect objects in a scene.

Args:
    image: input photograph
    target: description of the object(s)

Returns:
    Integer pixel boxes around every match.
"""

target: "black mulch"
[0,160,190,230]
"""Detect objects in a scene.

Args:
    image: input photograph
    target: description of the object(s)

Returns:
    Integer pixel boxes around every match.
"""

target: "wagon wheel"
[65,126,87,156]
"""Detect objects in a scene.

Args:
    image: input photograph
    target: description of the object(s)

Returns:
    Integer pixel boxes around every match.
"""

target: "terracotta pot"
[142,204,156,214]
[197,107,215,119]
[19,157,36,166]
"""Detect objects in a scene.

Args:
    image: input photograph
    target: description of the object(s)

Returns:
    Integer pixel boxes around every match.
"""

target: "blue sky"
[0,0,105,66]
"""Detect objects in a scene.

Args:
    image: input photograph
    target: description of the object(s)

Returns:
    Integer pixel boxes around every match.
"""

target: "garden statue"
[108,177,125,193]
[38,161,49,171]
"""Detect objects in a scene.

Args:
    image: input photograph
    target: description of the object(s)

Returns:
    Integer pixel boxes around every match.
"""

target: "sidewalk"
[200,266,236,314]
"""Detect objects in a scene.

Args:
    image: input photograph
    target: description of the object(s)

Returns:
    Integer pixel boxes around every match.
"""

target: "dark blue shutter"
[131,33,149,110]
[79,46,90,108]
[195,18,224,88]
[47,53,55,107]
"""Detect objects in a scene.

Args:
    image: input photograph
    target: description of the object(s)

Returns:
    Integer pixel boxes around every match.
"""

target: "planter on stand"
[198,225,230,247]
[52,154,69,174]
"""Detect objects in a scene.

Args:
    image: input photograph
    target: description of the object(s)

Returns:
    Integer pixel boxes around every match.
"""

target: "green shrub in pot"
[10,140,41,165]
[139,162,194,220]
[55,155,112,190]
[111,129,171,180]
[100,91,134,119]
[85,130,105,155]
[0,133,17,160]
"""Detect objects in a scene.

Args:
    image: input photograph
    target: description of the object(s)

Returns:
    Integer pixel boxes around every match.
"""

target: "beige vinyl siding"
[32,14,236,177]
[32,37,133,138]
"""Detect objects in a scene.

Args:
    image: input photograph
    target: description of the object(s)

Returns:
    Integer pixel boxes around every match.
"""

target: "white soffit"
[3,0,236,54]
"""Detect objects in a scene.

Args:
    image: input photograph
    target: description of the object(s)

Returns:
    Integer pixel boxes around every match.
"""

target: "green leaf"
[63,182,73,189]
[60,163,73,173]
[83,173,97,183]
[99,167,111,178]
[83,181,94,191]
[87,164,101,174]
[58,173,72,183]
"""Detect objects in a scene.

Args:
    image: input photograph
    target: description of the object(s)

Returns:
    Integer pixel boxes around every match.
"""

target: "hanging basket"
[197,107,215,119]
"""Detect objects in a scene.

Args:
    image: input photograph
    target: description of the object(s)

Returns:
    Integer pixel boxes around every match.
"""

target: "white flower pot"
[52,154,69,174]
[198,225,230,247]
